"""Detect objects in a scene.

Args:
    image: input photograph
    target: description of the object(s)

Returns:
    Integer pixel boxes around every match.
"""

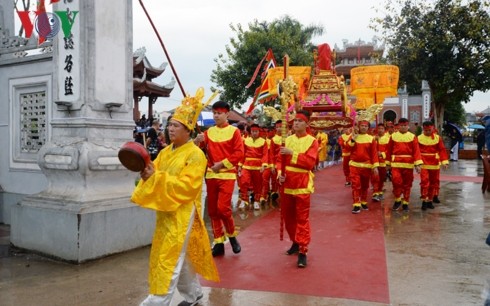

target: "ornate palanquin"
[301,69,354,130]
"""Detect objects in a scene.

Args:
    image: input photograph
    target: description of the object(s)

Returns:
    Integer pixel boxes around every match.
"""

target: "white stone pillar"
[11,0,154,263]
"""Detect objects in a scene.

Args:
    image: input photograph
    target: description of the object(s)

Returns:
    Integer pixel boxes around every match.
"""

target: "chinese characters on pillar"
[63,7,76,96]
[423,93,431,120]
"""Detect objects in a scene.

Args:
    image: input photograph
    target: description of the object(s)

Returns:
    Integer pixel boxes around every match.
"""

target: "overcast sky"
[132,0,488,114]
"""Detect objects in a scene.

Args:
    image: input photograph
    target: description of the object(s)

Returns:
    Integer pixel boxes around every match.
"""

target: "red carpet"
[202,165,390,304]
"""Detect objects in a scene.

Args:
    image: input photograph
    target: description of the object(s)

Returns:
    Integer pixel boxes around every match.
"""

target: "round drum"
[118,141,150,172]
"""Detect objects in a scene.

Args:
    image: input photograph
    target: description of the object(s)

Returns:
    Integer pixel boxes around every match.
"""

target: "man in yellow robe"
[316,130,328,169]
[132,90,219,306]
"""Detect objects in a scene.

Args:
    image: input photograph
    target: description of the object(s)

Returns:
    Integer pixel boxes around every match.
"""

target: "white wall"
[0,55,53,224]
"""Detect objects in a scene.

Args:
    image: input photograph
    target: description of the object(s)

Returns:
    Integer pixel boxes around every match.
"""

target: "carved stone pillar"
[11,0,154,263]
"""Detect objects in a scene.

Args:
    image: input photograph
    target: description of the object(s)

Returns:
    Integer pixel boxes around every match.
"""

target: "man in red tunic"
[194,101,244,257]
[261,126,275,206]
[277,111,318,268]
[238,124,268,210]
[386,118,423,212]
[371,123,390,201]
[347,120,379,214]
[339,127,353,186]
[269,120,283,205]
[418,121,449,210]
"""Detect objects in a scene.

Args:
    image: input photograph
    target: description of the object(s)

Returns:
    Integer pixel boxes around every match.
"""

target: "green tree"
[372,0,490,131]
[211,15,324,109]
[444,98,466,126]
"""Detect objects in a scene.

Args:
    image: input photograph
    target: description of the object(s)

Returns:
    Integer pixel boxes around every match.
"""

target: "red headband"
[250,126,260,131]
[295,113,309,123]
[358,120,369,126]
[213,107,229,113]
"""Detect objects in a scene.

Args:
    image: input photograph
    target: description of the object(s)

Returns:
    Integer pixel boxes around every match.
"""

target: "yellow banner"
[350,65,399,109]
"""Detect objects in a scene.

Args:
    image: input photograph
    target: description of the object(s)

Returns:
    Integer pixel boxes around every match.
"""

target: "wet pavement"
[1,159,490,305]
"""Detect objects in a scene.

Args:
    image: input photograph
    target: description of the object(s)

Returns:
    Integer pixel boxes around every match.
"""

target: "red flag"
[245,49,276,88]
[256,60,276,100]
[246,88,261,115]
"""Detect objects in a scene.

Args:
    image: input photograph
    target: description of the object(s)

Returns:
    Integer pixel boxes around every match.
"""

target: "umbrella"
[444,122,463,142]
[468,124,485,130]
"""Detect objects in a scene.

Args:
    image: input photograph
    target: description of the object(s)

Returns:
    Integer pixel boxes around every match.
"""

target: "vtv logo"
[16,0,79,45]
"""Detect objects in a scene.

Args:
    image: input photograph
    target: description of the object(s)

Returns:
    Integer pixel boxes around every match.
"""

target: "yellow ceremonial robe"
[131,141,219,294]
[316,132,328,162]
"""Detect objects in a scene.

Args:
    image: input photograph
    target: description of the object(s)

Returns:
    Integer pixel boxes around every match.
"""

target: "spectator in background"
[483,116,490,157]
[477,129,486,159]
[449,128,460,161]
[133,127,145,145]
[146,119,161,161]
[157,131,168,152]
[414,122,422,136]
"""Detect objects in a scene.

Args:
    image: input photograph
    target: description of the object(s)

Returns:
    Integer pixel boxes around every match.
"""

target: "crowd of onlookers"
[133,114,170,160]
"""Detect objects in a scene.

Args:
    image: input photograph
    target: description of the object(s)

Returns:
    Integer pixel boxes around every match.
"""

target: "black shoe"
[361,204,369,211]
[286,243,299,255]
[212,243,224,257]
[229,237,241,254]
[392,201,402,211]
[352,206,361,214]
[177,294,204,306]
[402,204,409,212]
[297,253,307,268]
[432,196,440,203]
[345,182,351,187]
[421,202,428,211]
[427,201,435,209]
[271,192,279,201]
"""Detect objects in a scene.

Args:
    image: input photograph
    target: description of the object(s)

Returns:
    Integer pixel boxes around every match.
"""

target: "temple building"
[334,38,384,81]
[133,47,175,123]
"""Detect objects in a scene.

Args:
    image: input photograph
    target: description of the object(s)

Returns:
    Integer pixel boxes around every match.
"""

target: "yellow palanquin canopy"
[350,65,399,110]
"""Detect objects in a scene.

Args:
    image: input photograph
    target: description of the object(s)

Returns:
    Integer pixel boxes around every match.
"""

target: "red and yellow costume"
[269,131,283,199]
[239,133,268,205]
[347,134,379,208]
[372,132,390,198]
[418,131,448,202]
[203,123,244,244]
[276,133,318,254]
[386,131,423,205]
[261,137,273,203]
[339,131,352,184]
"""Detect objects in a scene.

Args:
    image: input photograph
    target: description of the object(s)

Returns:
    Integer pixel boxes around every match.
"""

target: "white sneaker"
[238,201,246,210]
[253,202,260,210]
